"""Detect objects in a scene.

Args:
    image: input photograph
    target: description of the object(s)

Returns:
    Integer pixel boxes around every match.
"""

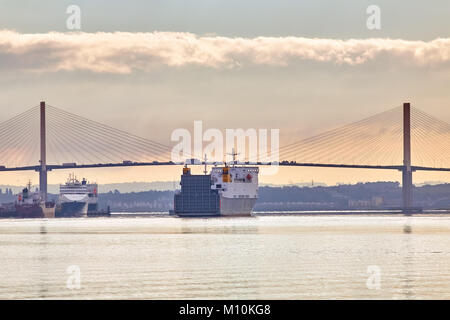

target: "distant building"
[348,196,383,208]
[371,196,383,207]
[348,199,371,208]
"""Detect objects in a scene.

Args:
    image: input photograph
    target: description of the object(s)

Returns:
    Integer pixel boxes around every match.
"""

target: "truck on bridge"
[62,162,77,167]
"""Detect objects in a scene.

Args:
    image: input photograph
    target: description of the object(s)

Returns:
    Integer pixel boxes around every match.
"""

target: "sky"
[1,0,450,187]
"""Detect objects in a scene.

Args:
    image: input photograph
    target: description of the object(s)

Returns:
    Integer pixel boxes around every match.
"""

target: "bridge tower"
[39,101,47,201]
[402,102,413,211]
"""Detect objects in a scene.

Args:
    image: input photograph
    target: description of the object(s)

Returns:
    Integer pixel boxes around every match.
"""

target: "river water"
[0,214,449,299]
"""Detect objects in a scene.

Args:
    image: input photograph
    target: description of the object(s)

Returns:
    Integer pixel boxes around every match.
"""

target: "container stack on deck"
[174,168,220,216]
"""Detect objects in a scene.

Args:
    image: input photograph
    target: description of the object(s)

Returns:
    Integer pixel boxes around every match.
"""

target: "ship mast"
[227,148,239,167]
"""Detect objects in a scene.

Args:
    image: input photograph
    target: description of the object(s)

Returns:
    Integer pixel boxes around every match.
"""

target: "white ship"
[57,174,98,217]
[174,153,259,217]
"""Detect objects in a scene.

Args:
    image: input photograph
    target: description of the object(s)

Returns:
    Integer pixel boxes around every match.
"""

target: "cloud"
[0,30,449,73]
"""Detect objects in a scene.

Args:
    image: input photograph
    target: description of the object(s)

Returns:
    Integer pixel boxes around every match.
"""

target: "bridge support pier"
[402,102,413,212]
[39,101,47,201]
[402,168,413,210]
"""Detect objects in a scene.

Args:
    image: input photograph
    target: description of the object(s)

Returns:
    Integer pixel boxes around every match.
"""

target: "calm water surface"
[0,214,449,299]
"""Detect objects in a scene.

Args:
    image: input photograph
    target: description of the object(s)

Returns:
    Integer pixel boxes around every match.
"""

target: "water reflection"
[403,224,412,234]
[1,215,450,299]
[180,225,258,234]
[38,221,49,298]
[400,216,414,299]
[180,218,258,234]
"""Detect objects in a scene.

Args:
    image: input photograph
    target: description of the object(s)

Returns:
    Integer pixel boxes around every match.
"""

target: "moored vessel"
[56,174,93,217]
[14,182,55,218]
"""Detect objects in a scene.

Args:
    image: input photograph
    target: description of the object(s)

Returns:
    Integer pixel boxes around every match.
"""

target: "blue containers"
[174,173,220,216]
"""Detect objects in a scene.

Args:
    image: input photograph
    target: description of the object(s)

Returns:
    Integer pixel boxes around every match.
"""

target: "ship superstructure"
[210,165,258,216]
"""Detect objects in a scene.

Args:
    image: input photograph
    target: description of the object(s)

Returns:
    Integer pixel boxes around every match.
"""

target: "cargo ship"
[56,174,98,217]
[9,182,55,218]
[174,157,259,217]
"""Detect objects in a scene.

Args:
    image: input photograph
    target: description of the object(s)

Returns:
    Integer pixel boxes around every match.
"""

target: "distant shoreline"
[109,209,450,218]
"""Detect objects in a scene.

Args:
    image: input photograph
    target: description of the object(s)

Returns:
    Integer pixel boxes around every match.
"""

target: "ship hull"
[41,202,56,218]
[57,201,88,217]
[88,203,98,213]
[219,197,256,216]
[14,204,44,218]
[174,197,256,217]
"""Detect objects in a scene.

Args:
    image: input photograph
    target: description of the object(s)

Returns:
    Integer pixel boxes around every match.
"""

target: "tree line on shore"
[2,182,450,212]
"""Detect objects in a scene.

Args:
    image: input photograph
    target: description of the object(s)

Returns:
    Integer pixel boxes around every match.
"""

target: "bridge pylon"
[402,102,413,212]
[39,101,47,201]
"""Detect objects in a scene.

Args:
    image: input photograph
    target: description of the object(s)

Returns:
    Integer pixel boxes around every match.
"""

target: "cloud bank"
[0,30,449,73]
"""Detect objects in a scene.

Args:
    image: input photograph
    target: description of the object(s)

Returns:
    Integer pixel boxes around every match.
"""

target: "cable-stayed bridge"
[1,101,450,212]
